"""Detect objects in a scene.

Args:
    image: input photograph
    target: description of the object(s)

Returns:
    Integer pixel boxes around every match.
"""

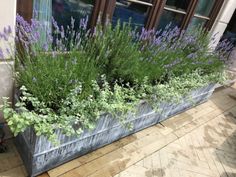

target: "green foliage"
[16,50,98,109]
[1,71,227,143]
[138,27,225,82]
[0,16,230,143]
[82,23,226,85]
[84,23,143,83]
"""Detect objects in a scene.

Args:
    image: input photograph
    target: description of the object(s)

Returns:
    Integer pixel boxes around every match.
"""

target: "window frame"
[17,0,33,22]
[17,0,224,31]
[150,0,224,30]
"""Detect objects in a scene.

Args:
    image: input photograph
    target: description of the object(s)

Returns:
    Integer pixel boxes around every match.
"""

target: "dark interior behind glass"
[165,0,190,11]
[112,0,151,29]
[52,0,93,29]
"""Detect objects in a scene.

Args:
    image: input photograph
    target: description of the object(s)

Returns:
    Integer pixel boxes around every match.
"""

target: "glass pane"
[157,10,185,30]
[33,0,52,43]
[52,0,94,29]
[112,0,151,28]
[165,0,190,11]
[188,17,207,29]
[195,0,215,17]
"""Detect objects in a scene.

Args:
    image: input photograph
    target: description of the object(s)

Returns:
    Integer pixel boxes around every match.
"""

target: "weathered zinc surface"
[159,84,215,122]
[15,84,215,177]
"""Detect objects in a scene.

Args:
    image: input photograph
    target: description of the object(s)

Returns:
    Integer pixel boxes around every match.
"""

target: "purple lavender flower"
[80,16,88,30]
[6,48,11,55]
[0,32,8,41]
[71,17,75,29]
[0,49,4,59]
[154,37,162,46]
[60,26,65,38]
[3,27,8,34]
[4,26,12,34]
[47,30,53,43]
[52,17,59,33]
[42,43,49,51]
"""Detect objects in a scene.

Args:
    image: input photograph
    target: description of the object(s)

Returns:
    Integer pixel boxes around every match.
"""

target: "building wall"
[0,0,16,138]
[210,0,236,48]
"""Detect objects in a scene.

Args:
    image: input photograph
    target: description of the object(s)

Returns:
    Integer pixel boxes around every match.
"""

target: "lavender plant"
[135,25,227,82]
[0,15,231,143]
[14,15,99,109]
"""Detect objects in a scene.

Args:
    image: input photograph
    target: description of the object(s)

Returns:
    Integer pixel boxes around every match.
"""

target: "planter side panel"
[17,103,161,176]
[32,113,159,176]
[15,84,215,176]
[158,84,215,122]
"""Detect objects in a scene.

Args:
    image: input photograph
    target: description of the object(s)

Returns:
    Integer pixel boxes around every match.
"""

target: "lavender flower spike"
[0,49,4,59]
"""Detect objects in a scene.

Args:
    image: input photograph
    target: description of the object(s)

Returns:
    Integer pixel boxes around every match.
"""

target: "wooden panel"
[181,0,198,30]
[205,0,224,30]
[90,0,106,28]
[148,0,167,30]
[146,0,159,29]
[17,0,33,22]
[102,0,116,24]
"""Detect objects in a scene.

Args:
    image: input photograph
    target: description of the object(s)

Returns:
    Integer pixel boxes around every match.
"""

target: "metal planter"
[15,84,216,176]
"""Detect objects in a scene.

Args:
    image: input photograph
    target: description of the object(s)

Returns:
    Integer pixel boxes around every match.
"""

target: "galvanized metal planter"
[15,84,215,176]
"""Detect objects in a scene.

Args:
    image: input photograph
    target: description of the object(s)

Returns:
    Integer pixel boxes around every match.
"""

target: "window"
[33,0,95,30]
[165,0,190,11]
[17,0,98,28]
[52,0,94,29]
[17,0,224,32]
[112,0,152,28]
[155,0,224,31]
[188,0,216,29]
[157,0,190,30]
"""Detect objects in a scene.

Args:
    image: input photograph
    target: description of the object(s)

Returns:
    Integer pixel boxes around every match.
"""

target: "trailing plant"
[1,70,227,143]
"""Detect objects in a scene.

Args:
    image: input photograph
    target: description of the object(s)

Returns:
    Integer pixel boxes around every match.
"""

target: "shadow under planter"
[15,84,216,177]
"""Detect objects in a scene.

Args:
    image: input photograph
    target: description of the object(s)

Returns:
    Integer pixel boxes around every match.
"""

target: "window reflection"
[112,0,151,28]
[195,0,215,17]
[52,0,93,29]
[188,17,207,29]
[157,10,184,30]
[165,0,190,11]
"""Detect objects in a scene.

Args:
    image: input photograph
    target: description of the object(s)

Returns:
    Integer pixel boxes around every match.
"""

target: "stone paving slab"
[1,84,236,177]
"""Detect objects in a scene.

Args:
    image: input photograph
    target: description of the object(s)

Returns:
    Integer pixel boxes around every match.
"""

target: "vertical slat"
[180,0,198,30]
[146,0,159,29]
[102,0,116,24]
[205,0,224,31]
[147,0,167,30]
[90,0,106,28]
